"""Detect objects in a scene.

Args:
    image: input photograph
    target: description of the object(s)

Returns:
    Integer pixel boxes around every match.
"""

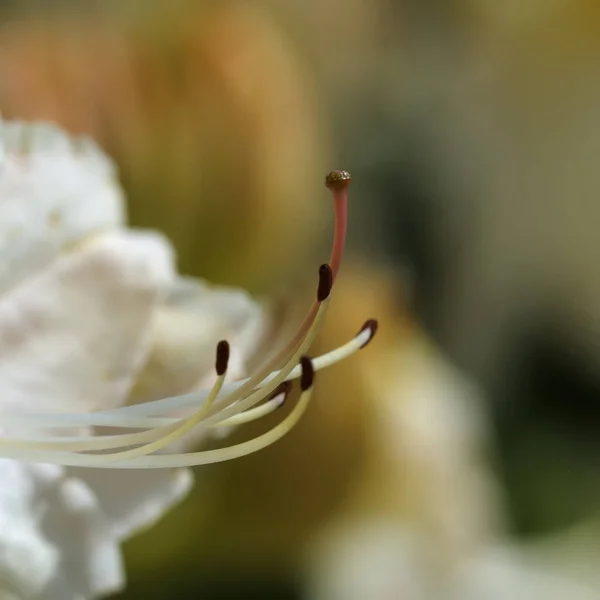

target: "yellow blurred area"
[123,261,411,577]
[0,1,327,291]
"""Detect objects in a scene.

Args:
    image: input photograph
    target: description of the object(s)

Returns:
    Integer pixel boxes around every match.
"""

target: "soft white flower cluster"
[0,119,266,599]
[0,119,375,599]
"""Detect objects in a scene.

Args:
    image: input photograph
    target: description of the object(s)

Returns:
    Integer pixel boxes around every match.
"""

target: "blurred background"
[1,0,599,598]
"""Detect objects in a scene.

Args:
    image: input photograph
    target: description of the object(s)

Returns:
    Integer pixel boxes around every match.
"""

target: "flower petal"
[129,277,267,404]
[307,518,600,600]
[307,520,431,600]
[0,230,174,417]
[32,473,124,600]
[68,467,193,541]
[0,460,60,599]
[459,545,600,600]
[0,461,125,599]
[0,119,126,294]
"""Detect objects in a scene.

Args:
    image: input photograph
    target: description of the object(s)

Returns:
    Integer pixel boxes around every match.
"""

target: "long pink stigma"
[268,171,351,367]
[324,169,351,281]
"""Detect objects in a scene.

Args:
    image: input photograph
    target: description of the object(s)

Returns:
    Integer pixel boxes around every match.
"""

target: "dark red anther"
[299,356,315,391]
[358,319,379,349]
[216,340,230,375]
[317,264,333,301]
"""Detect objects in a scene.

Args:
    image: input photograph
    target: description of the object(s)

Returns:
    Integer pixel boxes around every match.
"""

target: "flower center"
[0,171,378,469]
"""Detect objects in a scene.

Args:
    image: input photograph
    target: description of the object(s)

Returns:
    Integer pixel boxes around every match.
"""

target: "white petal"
[0,460,60,599]
[0,460,143,599]
[130,277,267,404]
[68,467,193,541]
[0,230,175,417]
[30,474,124,600]
[308,519,600,600]
[0,119,125,294]
[456,545,600,600]
[373,337,504,550]
[0,457,189,599]
[307,520,432,600]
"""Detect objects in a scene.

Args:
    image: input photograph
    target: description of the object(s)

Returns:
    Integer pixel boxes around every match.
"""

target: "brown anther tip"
[300,356,315,391]
[358,319,379,349]
[216,340,230,375]
[317,263,333,301]
[325,170,352,190]
[269,381,292,405]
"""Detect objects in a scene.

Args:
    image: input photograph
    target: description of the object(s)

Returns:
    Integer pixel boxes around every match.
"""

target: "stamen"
[216,340,230,375]
[0,319,378,431]
[0,358,317,469]
[0,320,377,464]
[89,340,231,463]
[212,382,291,428]
[0,341,231,456]
[199,263,333,422]
[300,355,315,391]
[317,264,333,302]
[197,293,330,428]
[113,356,318,469]
[358,318,378,348]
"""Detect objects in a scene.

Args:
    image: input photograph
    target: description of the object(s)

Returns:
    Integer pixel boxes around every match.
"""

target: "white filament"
[2,312,370,430]
[0,317,374,468]
[0,385,315,469]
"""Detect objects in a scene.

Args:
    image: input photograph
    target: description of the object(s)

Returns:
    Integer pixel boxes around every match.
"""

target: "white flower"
[306,333,600,600]
[0,120,376,598]
[309,518,600,600]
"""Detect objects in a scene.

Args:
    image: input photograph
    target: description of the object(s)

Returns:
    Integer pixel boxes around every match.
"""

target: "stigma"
[0,171,378,469]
